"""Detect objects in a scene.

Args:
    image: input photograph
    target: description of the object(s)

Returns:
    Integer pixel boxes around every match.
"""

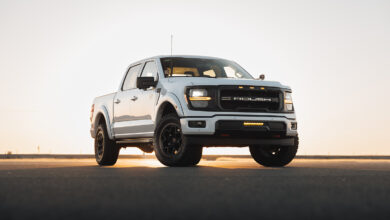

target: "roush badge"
[221,96,277,102]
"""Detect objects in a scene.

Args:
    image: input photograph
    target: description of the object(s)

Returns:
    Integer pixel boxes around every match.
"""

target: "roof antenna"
[170,34,173,76]
[170,34,173,56]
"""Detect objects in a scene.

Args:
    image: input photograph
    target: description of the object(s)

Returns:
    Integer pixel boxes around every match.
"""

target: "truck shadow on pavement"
[0,162,390,220]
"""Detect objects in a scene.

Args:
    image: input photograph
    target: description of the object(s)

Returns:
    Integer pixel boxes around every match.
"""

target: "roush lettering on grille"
[219,87,282,112]
[221,96,277,102]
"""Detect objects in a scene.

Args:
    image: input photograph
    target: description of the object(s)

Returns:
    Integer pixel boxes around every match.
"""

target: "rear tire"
[94,123,120,166]
[154,114,202,167]
[249,137,299,167]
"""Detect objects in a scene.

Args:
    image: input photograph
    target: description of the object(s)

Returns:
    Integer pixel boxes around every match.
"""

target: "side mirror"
[136,77,157,90]
[259,74,265,80]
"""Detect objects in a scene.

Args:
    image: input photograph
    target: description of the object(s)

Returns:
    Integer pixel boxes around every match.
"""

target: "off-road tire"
[154,114,202,167]
[249,136,299,167]
[94,123,120,166]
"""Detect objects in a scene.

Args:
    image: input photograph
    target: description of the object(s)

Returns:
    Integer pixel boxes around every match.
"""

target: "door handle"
[131,96,138,101]
[114,99,121,104]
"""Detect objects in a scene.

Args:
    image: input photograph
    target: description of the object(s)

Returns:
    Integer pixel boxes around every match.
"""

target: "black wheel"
[94,123,120,166]
[154,114,202,167]
[249,136,299,167]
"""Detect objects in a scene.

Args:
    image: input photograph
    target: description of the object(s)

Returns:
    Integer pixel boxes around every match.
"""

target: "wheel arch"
[154,93,184,124]
[93,106,114,140]
[155,101,179,128]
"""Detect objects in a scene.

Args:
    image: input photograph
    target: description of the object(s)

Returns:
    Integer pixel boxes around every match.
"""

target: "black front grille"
[219,86,282,112]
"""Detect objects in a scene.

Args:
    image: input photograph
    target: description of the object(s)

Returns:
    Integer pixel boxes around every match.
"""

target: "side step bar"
[116,138,153,145]
[116,138,154,153]
[116,138,153,149]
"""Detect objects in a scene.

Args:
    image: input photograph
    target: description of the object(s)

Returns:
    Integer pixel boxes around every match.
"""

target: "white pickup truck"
[90,55,298,167]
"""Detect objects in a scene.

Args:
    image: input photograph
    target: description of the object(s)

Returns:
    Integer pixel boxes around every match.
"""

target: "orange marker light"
[189,96,212,101]
[90,104,95,122]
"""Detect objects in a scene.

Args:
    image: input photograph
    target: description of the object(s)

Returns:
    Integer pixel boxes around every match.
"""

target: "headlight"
[188,89,211,108]
[284,92,294,111]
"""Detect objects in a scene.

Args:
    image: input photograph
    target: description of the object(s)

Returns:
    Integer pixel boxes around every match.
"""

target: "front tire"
[249,137,299,167]
[154,114,202,167]
[94,123,120,166]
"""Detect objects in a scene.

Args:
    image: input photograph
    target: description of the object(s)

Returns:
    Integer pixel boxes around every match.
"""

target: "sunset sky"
[0,0,389,155]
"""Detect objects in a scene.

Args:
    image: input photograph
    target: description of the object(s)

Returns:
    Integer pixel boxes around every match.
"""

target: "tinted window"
[122,64,141,90]
[140,61,158,80]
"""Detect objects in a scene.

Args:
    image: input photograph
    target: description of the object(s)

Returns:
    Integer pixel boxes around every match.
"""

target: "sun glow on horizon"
[0,0,389,155]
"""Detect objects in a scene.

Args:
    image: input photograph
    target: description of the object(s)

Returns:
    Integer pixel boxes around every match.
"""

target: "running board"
[116,138,153,145]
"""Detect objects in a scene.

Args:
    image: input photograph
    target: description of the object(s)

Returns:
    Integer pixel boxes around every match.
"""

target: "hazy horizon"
[1,0,389,155]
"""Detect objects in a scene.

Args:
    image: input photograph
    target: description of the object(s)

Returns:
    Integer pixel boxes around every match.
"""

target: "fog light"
[189,121,206,128]
[291,122,297,130]
[286,104,293,111]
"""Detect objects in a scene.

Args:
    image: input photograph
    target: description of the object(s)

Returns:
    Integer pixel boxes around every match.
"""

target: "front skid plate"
[185,136,295,147]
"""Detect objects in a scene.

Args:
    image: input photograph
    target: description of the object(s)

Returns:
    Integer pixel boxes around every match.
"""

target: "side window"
[140,61,158,80]
[122,64,141,90]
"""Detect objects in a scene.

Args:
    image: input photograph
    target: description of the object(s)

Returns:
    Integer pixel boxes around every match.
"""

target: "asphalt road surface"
[1,157,390,220]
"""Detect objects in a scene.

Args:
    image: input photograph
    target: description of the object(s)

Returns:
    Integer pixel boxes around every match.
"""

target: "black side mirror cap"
[136,77,157,89]
[259,74,265,80]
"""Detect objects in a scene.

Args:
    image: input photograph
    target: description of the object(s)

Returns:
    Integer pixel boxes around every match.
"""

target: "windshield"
[160,57,254,79]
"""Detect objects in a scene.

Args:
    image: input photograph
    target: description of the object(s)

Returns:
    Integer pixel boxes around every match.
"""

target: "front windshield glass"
[160,57,254,79]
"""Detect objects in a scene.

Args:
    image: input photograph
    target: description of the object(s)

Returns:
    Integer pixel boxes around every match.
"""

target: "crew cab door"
[131,60,160,135]
[112,64,142,138]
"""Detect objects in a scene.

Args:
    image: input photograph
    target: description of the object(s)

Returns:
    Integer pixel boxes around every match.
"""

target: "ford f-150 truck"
[90,55,298,167]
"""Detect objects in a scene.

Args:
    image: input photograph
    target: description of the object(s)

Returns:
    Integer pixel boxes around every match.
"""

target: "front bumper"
[180,115,298,136]
[181,115,297,147]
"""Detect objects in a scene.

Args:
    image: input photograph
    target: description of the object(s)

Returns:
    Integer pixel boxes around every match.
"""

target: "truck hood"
[166,77,290,89]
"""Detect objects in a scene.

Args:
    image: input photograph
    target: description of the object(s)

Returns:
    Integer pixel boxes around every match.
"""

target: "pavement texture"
[0,157,390,220]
